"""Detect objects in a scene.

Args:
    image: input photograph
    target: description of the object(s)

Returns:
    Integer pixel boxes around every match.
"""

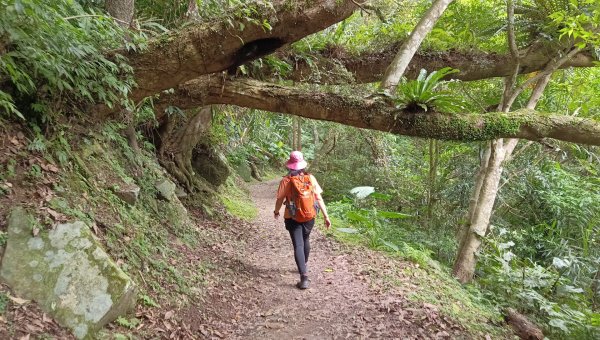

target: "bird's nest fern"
[394,67,466,114]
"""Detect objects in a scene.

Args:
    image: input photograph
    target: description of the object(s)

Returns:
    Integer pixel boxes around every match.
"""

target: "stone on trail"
[114,184,141,205]
[0,207,137,339]
[155,179,176,201]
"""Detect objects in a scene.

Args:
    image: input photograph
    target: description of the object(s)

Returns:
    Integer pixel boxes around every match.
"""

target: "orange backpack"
[286,175,317,222]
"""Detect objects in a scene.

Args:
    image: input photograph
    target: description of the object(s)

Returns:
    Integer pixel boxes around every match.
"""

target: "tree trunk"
[453,72,555,282]
[505,308,544,340]
[248,155,262,181]
[364,131,388,167]
[427,139,439,220]
[157,106,213,192]
[451,0,580,283]
[105,0,135,28]
[292,116,302,151]
[380,0,455,91]
[309,127,337,172]
[281,43,597,85]
[453,139,506,282]
[185,0,201,22]
[107,0,358,103]
[92,1,599,117]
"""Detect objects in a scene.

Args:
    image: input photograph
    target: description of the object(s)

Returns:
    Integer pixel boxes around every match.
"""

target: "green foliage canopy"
[0,0,140,120]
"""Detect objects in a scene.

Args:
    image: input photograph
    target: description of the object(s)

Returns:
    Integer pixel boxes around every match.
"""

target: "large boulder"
[0,207,137,339]
[192,145,231,186]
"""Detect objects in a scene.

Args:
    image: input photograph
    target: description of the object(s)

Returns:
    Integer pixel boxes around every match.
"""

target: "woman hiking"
[274,151,332,289]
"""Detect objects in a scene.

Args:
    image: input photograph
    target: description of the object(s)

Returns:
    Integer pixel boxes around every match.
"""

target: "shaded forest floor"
[175,179,499,339]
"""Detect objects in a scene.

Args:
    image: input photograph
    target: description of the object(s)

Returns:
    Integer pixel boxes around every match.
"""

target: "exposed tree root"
[157,107,214,193]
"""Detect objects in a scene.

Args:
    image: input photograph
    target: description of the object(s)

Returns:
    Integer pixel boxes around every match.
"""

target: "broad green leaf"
[376,211,411,219]
[346,210,369,222]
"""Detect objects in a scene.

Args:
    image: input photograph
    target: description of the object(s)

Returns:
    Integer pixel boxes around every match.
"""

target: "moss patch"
[219,177,258,221]
[395,111,525,141]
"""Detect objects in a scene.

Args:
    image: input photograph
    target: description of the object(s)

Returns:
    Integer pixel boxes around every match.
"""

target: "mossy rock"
[0,207,137,339]
[191,146,231,186]
[234,162,253,182]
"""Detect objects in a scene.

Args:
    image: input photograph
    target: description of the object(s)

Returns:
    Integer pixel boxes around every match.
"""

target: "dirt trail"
[190,179,465,339]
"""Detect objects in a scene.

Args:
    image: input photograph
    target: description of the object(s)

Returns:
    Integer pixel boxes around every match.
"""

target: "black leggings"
[284,218,315,276]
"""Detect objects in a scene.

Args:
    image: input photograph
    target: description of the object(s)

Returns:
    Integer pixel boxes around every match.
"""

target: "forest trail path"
[189,178,464,339]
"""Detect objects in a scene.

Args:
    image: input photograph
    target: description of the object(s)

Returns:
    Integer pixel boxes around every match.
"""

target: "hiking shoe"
[297,276,309,289]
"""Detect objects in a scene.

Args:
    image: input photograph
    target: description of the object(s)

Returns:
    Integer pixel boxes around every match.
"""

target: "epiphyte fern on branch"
[394,67,466,113]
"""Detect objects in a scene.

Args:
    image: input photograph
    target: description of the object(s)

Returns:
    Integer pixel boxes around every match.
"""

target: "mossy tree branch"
[119,0,358,101]
[276,46,597,84]
[156,77,600,146]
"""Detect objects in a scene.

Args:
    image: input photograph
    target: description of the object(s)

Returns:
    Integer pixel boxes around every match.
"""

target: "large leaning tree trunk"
[101,0,359,106]
[452,0,583,283]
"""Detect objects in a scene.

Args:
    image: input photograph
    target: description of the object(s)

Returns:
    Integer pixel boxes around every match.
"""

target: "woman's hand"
[324,216,331,229]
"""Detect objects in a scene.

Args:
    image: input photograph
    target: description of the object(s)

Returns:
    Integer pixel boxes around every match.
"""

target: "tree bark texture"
[279,45,597,85]
[157,77,600,146]
[504,308,544,340]
[105,0,135,27]
[119,0,358,101]
[157,106,213,192]
[380,0,454,91]
[292,116,302,151]
[185,0,201,22]
[453,139,505,283]
[309,127,337,172]
[364,131,388,167]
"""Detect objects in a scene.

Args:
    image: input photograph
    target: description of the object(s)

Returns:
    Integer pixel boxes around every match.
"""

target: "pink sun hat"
[286,151,307,170]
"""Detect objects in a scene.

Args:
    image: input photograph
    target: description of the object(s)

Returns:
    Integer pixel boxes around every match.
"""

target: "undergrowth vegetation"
[4,121,215,309]
[1,0,600,338]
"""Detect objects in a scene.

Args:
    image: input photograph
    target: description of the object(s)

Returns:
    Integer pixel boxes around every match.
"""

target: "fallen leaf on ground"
[9,295,29,304]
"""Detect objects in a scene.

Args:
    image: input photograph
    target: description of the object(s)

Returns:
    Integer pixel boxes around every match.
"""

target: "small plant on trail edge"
[394,67,466,113]
[0,291,9,313]
[330,187,414,254]
[116,316,141,329]
[140,294,160,308]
